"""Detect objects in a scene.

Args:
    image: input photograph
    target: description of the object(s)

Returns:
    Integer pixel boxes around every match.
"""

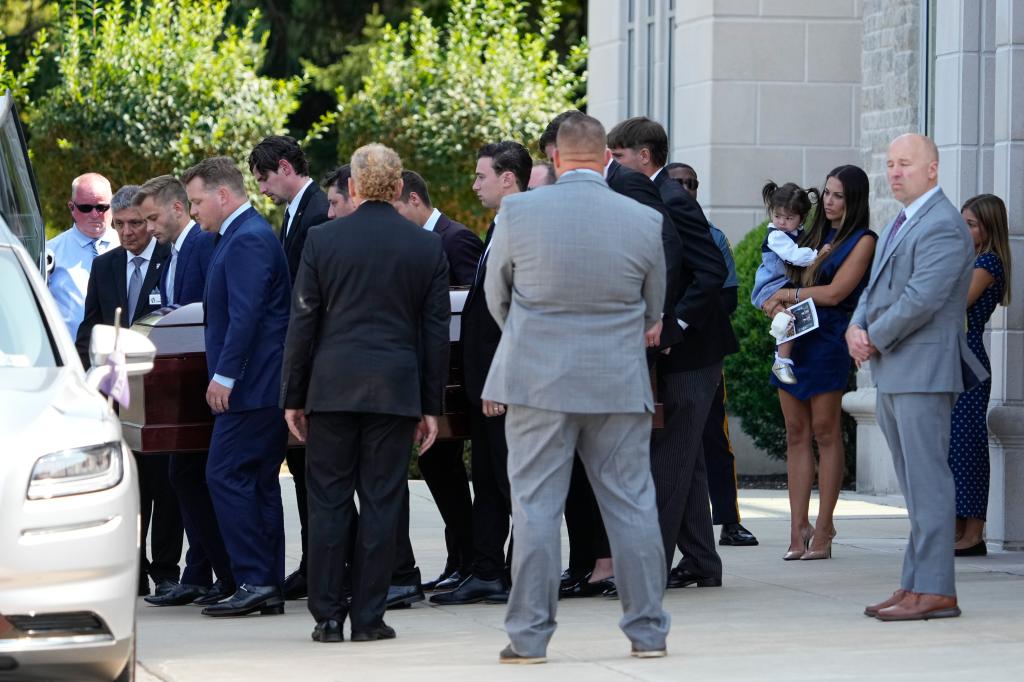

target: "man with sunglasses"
[47,172,119,341]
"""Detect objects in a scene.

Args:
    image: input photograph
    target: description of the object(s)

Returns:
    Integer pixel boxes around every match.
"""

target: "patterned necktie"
[127,256,144,324]
[91,238,101,255]
[166,245,178,306]
[885,209,908,251]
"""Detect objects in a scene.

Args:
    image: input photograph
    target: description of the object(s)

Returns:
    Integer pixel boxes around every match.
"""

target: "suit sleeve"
[617,173,682,338]
[280,232,323,410]
[866,221,970,354]
[448,229,484,286]
[419,245,451,416]
[666,191,728,327]
[721,287,738,316]
[483,218,513,330]
[214,231,278,381]
[642,221,667,330]
[75,263,103,367]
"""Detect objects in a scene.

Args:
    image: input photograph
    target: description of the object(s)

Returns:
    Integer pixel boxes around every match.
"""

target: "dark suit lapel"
[113,249,129,314]
[175,225,198,302]
[285,183,315,249]
[466,220,496,306]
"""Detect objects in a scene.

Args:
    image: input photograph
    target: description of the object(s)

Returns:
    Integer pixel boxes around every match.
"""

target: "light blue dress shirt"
[46,225,119,340]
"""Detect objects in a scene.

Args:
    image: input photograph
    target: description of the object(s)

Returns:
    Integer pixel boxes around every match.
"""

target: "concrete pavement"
[136,479,1024,681]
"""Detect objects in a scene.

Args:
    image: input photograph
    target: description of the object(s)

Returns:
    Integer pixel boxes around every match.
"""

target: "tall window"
[626,0,635,117]
[622,0,675,131]
[920,0,937,135]
[666,1,676,140]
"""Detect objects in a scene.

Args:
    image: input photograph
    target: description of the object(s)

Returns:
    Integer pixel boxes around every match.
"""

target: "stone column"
[986,0,1024,549]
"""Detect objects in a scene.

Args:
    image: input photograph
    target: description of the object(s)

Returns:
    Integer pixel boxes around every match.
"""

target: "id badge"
[149,290,162,306]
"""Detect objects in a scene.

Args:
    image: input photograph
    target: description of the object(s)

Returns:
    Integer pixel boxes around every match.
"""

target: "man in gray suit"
[848,133,986,622]
[482,115,670,663]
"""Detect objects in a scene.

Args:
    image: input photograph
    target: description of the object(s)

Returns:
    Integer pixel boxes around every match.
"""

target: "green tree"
[28,0,302,234]
[331,0,586,231]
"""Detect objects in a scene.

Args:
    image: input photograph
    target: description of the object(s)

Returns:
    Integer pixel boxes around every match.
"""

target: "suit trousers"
[417,440,474,573]
[504,405,669,658]
[469,408,512,581]
[306,412,417,629]
[206,407,287,587]
[702,375,741,526]
[651,363,723,577]
[565,454,611,575]
[876,391,957,596]
[285,446,309,574]
[168,452,232,587]
[136,453,184,583]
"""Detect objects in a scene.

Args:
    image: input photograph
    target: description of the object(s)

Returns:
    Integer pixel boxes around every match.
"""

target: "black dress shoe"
[201,584,284,617]
[144,583,209,607]
[430,575,507,605]
[283,570,308,600]
[153,578,180,597]
[385,584,425,610]
[559,572,615,599]
[351,621,396,642]
[192,579,236,606]
[955,541,987,557]
[431,570,464,592]
[667,565,722,589]
[719,522,759,546]
[421,569,456,592]
[312,619,344,643]
[601,579,618,599]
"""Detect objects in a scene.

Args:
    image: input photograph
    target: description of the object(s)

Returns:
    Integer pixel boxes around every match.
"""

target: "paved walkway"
[136,480,1024,681]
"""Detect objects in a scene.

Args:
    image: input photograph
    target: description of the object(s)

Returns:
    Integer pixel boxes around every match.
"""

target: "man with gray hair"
[76,184,182,598]
[483,114,670,663]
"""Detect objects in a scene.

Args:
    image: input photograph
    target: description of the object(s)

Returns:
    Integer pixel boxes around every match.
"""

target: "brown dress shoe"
[876,592,961,621]
[864,589,907,617]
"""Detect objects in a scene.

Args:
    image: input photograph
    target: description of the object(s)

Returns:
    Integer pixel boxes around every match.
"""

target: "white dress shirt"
[165,220,196,306]
[46,225,119,340]
[284,180,314,238]
[422,207,442,232]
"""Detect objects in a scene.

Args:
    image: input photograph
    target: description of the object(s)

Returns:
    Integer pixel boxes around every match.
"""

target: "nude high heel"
[801,526,837,561]
[783,526,814,561]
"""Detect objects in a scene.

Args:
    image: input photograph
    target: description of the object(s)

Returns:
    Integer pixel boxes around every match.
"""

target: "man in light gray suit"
[848,133,986,622]
[482,115,670,663]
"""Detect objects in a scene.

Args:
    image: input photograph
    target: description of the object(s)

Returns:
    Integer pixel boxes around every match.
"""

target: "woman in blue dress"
[949,194,1013,557]
[761,165,876,561]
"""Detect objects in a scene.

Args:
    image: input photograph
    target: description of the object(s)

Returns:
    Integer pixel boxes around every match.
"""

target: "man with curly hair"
[281,143,451,643]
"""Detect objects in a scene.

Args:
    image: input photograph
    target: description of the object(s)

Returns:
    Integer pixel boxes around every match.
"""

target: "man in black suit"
[390,170,481,597]
[249,135,331,600]
[608,117,733,589]
[430,141,531,606]
[281,143,449,643]
[133,175,235,608]
[76,184,183,598]
[539,111,685,597]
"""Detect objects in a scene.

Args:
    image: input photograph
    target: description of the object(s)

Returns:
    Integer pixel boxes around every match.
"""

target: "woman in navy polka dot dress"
[949,194,1013,557]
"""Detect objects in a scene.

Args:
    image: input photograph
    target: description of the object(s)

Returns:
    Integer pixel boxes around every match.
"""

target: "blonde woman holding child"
[759,165,876,561]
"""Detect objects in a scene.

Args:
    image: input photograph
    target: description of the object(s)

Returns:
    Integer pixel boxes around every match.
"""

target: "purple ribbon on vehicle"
[98,349,130,408]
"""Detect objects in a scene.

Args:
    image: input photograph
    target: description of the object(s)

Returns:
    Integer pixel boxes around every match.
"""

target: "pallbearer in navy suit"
[182,157,292,618]
[134,175,234,608]
[248,136,331,600]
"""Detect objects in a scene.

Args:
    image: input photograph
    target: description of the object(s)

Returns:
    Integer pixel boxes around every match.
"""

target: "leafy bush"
[329,0,586,230]
[726,220,858,478]
[27,0,302,234]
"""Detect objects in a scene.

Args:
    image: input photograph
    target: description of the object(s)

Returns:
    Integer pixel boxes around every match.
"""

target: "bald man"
[47,173,120,340]
[483,114,669,663]
[849,134,986,622]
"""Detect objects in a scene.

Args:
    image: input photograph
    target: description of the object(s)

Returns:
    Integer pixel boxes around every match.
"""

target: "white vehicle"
[0,91,154,682]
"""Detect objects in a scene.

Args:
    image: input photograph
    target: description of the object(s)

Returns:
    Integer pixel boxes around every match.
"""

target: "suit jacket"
[651,169,738,372]
[481,171,665,414]
[460,221,501,404]
[75,241,171,365]
[281,182,331,283]
[434,212,484,286]
[203,206,292,413]
[851,188,987,394]
[280,201,450,418]
[159,223,216,306]
[605,160,684,349]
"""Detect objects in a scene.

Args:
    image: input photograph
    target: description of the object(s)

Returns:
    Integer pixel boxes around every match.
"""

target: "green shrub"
[725,220,857,478]
[328,0,586,231]
[28,0,302,235]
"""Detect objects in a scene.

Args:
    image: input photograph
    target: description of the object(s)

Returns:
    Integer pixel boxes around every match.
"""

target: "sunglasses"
[675,178,699,191]
[72,202,111,214]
